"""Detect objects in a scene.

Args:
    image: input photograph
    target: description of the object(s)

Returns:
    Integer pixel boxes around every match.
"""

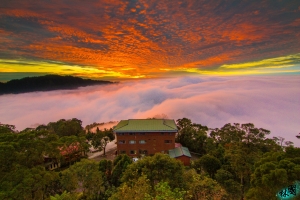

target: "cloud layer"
[1,76,299,146]
[0,0,300,79]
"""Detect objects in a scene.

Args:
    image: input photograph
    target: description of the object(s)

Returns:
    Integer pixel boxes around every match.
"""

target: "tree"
[91,128,115,156]
[0,123,16,134]
[109,175,152,200]
[209,123,276,199]
[272,136,294,148]
[109,176,185,200]
[153,182,185,200]
[224,142,254,199]
[210,123,243,145]
[241,123,270,145]
[175,118,209,156]
[0,121,101,200]
[50,191,80,200]
[284,141,294,147]
[46,118,85,137]
[32,118,92,167]
[0,140,17,176]
[285,146,300,162]
[0,165,59,200]
[272,136,283,147]
[210,123,271,148]
[183,169,227,200]
[99,159,115,199]
[121,153,185,190]
[0,129,64,200]
[215,169,242,199]
[260,138,282,153]
[194,155,221,178]
[246,150,300,200]
[111,154,132,187]
[176,118,192,131]
[99,159,113,182]
[15,131,47,167]
[59,135,89,166]
[60,159,105,199]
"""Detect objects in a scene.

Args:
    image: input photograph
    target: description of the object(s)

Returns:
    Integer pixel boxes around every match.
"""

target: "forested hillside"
[0,118,299,200]
[0,75,114,95]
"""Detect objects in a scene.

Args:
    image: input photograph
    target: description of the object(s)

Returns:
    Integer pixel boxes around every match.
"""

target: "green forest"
[0,118,299,200]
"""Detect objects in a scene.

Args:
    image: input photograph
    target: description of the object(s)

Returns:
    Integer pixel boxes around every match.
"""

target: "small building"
[113,119,177,157]
[44,157,61,171]
[44,143,86,170]
[169,146,191,166]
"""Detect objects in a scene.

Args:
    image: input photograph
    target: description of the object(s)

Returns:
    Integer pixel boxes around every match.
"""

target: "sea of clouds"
[1,76,299,146]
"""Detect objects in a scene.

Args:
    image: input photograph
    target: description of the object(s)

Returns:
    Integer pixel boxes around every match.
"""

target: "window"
[120,150,126,154]
[139,150,148,154]
[168,133,173,135]
[129,133,135,135]
[139,140,146,144]
[165,140,172,144]
[160,132,165,135]
[130,150,137,155]
[118,140,126,144]
[139,133,146,135]
[129,140,136,144]
[117,133,125,136]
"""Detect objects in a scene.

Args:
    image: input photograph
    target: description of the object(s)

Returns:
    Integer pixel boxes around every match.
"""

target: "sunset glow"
[1,2,300,198]
[1,0,300,81]
[1,1,300,146]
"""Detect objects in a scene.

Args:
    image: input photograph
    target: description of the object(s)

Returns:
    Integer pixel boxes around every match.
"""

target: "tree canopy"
[0,118,298,200]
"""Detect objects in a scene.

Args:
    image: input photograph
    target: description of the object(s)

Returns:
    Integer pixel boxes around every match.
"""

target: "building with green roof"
[113,119,177,157]
[168,146,191,166]
[114,119,177,133]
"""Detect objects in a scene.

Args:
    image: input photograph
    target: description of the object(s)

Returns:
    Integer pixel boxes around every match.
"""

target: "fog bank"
[1,76,299,146]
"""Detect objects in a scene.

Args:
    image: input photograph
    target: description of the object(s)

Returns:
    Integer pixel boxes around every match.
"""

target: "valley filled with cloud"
[1,76,299,146]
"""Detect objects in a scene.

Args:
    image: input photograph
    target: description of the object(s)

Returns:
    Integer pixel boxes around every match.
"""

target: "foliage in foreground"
[0,117,299,200]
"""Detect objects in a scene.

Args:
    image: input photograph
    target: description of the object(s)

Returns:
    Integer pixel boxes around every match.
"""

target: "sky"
[0,0,300,80]
[0,1,300,145]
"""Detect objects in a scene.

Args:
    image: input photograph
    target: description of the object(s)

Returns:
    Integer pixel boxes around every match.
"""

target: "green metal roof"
[169,146,191,158]
[113,119,177,132]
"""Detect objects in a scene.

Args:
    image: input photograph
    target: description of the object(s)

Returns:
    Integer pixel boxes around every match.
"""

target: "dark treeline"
[0,75,114,95]
[175,118,300,200]
[0,118,299,200]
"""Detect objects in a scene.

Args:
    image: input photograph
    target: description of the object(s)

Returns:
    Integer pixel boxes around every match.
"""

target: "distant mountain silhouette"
[0,75,114,95]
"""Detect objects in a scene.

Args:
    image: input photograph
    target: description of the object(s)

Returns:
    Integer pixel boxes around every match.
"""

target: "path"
[88,139,117,161]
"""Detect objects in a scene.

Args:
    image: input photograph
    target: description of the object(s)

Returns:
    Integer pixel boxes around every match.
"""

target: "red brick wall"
[116,132,176,157]
[176,156,191,166]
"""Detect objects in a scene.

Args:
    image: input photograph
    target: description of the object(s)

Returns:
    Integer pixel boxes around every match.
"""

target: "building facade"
[114,119,177,157]
[169,146,192,166]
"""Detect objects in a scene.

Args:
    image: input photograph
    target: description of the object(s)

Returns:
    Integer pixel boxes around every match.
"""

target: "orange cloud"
[222,23,266,43]
[1,0,300,79]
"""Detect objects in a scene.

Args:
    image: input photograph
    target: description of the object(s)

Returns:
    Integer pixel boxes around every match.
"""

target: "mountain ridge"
[0,74,115,95]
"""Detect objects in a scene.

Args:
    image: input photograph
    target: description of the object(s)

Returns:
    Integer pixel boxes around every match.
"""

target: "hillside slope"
[0,75,114,95]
